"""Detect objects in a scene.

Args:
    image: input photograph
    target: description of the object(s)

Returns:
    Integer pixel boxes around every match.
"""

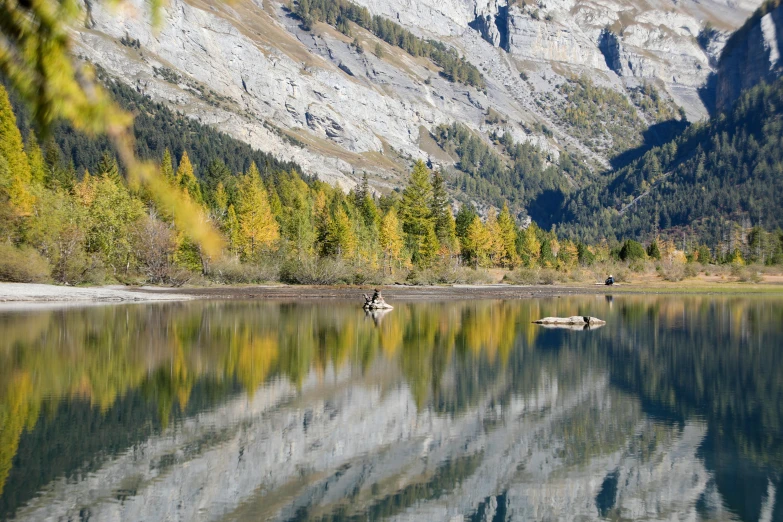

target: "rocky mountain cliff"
[74,0,766,202]
[712,0,783,112]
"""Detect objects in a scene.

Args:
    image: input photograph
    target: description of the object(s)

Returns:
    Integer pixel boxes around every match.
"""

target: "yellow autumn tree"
[0,85,34,216]
[484,208,506,267]
[463,215,491,268]
[175,151,203,205]
[379,208,405,273]
[497,203,520,268]
[235,163,279,259]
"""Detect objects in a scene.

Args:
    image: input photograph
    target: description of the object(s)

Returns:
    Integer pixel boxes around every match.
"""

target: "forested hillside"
[558,77,783,256]
[0,78,612,287]
[4,71,302,182]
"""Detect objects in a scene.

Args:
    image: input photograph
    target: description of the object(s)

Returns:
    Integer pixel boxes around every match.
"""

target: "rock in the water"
[363,290,393,310]
[533,316,605,326]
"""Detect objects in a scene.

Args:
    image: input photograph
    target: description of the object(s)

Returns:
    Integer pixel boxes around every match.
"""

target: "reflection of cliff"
[3,296,783,521]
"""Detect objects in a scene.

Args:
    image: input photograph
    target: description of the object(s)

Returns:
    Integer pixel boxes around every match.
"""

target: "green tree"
[324,205,356,258]
[400,160,438,266]
[161,148,175,182]
[85,173,145,274]
[431,170,457,254]
[647,239,662,260]
[619,239,647,262]
[517,224,541,267]
[25,131,46,186]
[96,151,121,183]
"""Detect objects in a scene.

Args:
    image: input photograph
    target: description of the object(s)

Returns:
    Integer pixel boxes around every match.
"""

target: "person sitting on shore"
[605,275,614,286]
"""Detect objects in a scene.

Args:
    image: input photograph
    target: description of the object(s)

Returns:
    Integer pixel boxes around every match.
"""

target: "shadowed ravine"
[1,296,782,521]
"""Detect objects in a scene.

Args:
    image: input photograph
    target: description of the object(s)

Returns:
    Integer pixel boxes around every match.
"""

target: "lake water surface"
[1,295,782,521]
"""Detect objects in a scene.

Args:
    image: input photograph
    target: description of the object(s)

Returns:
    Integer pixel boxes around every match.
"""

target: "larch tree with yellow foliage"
[175,151,203,205]
[379,208,404,273]
[0,85,34,216]
[463,215,491,268]
[236,163,279,259]
[497,203,520,268]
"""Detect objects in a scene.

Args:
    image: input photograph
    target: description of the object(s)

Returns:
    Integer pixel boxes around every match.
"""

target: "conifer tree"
[0,84,34,216]
[74,170,96,207]
[455,204,478,241]
[400,160,438,265]
[25,131,46,186]
[235,163,279,258]
[161,149,175,183]
[226,204,240,256]
[379,208,404,273]
[463,215,491,268]
[517,224,541,267]
[176,151,203,204]
[324,205,356,259]
[431,170,457,253]
[497,203,520,267]
[97,151,121,183]
[484,208,505,267]
[213,182,229,218]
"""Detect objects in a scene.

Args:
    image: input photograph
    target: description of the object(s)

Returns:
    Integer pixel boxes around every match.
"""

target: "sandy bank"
[0,283,193,304]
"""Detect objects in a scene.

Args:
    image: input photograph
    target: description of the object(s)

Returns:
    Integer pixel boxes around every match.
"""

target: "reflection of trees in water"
[568,296,783,522]
[1,296,783,520]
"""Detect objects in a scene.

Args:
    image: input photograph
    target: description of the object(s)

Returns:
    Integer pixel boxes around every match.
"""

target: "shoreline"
[2,280,783,306]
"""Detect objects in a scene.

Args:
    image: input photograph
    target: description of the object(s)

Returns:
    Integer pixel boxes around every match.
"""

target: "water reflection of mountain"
[0,297,781,521]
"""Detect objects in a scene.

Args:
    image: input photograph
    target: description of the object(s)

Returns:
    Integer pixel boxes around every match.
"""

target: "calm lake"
[1,295,782,521]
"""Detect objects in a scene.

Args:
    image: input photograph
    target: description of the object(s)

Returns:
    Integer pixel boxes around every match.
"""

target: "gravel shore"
[0,283,194,303]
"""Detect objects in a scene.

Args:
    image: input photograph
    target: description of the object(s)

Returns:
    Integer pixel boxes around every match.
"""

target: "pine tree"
[400,160,438,265]
[0,84,34,216]
[235,163,279,258]
[97,151,121,183]
[431,170,457,253]
[161,148,175,183]
[455,204,478,240]
[418,223,440,268]
[647,238,662,260]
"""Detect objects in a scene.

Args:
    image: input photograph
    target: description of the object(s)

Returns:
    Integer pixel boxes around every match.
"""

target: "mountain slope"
[73,0,760,199]
[557,77,783,248]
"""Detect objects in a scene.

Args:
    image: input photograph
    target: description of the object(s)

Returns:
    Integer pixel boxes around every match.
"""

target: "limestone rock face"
[714,4,783,112]
[73,0,764,195]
